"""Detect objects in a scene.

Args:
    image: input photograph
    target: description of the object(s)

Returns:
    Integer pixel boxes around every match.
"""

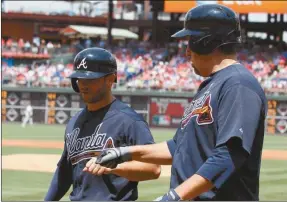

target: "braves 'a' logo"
[181,93,213,129]
[77,57,87,69]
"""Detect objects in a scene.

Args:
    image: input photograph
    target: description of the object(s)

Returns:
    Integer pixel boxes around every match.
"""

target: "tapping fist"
[96,147,132,168]
[83,157,112,175]
[154,189,181,201]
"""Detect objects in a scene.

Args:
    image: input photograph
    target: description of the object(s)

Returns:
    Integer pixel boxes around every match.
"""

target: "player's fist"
[96,147,132,168]
[154,189,181,201]
[83,157,112,175]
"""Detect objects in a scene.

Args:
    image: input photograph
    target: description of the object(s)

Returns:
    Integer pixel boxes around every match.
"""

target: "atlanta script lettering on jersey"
[66,123,114,164]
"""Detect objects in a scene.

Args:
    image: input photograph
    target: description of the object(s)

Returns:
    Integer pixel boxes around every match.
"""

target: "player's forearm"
[174,174,214,200]
[129,142,173,165]
[44,167,71,201]
[111,161,161,181]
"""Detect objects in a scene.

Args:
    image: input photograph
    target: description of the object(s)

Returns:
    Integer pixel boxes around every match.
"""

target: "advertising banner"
[149,97,192,127]
[164,1,287,14]
[267,100,287,135]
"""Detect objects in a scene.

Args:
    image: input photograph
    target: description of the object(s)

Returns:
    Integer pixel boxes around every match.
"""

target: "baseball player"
[44,48,160,201]
[21,104,33,128]
[92,4,268,201]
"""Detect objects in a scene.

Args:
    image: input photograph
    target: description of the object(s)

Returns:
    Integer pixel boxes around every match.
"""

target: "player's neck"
[87,94,115,112]
[210,54,238,76]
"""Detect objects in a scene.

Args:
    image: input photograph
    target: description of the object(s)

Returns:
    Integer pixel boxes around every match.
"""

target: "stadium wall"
[2,86,287,135]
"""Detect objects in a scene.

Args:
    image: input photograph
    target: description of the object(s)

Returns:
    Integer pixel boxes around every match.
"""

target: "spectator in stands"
[2,38,5,48]
[33,35,40,47]
[84,37,92,48]
[39,39,47,54]
[46,41,54,53]
[18,38,24,52]
[24,41,31,52]
[6,38,13,50]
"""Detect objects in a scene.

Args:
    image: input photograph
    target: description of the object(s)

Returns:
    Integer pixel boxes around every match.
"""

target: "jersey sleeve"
[125,120,155,146]
[196,140,248,189]
[167,128,180,157]
[44,137,73,201]
[216,84,263,154]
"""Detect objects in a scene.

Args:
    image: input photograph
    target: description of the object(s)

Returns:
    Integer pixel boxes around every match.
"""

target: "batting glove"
[96,147,132,168]
[154,189,182,201]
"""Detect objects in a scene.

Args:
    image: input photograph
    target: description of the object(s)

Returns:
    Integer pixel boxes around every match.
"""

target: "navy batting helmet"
[68,47,117,93]
[171,4,242,55]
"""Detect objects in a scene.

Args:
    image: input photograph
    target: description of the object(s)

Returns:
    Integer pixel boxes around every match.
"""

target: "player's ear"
[106,74,116,87]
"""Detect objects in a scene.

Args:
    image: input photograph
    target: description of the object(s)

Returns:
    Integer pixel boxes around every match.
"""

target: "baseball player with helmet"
[93,4,268,201]
[44,47,160,201]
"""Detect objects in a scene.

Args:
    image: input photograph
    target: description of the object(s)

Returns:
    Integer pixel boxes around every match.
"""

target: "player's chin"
[81,95,95,104]
[191,65,199,75]
[88,96,104,104]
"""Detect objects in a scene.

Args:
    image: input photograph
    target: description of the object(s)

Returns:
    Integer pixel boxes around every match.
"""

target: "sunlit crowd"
[2,38,287,95]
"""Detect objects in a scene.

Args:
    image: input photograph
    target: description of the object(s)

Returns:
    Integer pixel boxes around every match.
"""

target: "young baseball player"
[91,4,268,201]
[44,48,160,201]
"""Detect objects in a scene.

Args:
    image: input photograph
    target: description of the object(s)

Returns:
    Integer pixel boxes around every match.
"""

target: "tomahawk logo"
[77,57,87,69]
[181,91,214,130]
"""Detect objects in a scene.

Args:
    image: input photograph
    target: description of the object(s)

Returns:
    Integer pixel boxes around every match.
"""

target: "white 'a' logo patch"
[77,57,87,69]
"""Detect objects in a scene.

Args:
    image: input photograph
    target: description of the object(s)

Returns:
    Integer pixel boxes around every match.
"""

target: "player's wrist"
[109,163,124,175]
[154,188,182,201]
[108,167,117,175]
[119,147,132,162]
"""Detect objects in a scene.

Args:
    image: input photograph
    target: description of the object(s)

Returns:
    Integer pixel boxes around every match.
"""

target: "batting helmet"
[68,47,117,93]
[171,4,242,55]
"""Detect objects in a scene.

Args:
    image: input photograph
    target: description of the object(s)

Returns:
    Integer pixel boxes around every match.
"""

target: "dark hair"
[218,43,241,55]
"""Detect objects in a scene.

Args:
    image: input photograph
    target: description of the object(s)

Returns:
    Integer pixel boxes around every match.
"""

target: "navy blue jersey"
[46,99,154,201]
[167,64,267,200]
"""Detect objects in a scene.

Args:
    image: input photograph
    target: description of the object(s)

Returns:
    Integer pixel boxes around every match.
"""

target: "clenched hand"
[96,147,132,168]
[83,157,113,176]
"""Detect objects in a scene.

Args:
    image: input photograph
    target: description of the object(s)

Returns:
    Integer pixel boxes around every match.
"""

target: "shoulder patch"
[181,92,214,129]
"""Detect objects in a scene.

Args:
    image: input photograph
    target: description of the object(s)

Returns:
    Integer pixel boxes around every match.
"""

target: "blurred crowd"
[2,38,287,95]
[2,37,62,56]
[2,63,72,88]
[125,56,203,91]
[237,46,287,94]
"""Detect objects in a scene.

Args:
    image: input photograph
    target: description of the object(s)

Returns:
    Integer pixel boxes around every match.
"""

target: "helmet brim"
[171,29,205,38]
[67,70,111,79]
